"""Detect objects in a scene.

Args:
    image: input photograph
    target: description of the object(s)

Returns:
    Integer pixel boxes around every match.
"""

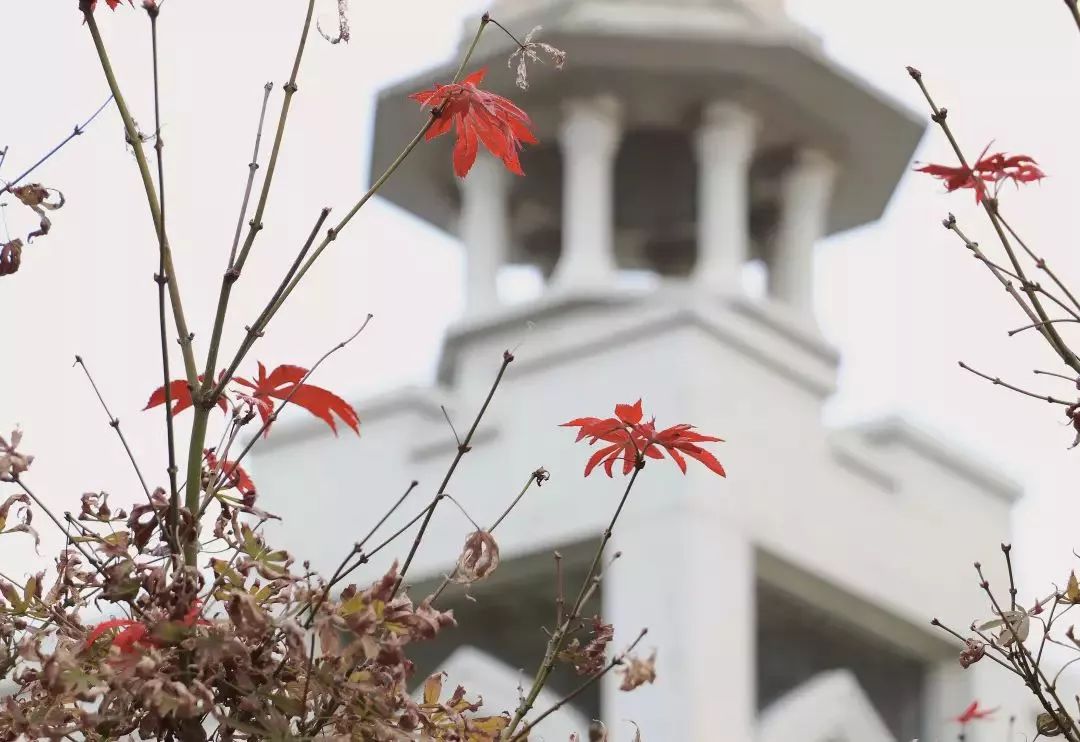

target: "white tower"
[252,2,1021,739]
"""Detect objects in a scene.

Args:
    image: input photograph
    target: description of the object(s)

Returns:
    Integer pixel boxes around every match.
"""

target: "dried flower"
[958,638,986,669]
[559,616,613,675]
[0,428,33,481]
[507,26,566,90]
[618,650,656,691]
[452,530,500,584]
[978,607,1032,645]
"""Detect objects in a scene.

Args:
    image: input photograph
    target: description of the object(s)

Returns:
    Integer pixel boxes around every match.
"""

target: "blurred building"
[252,0,1021,739]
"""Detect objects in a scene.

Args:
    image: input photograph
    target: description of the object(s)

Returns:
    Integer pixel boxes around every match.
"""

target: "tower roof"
[368,0,922,239]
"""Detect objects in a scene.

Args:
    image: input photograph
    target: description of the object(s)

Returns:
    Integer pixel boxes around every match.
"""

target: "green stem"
[184,0,316,566]
[220,16,493,387]
[504,465,642,738]
[183,407,210,565]
[201,0,317,401]
[81,2,199,390]
[147,4,182,548]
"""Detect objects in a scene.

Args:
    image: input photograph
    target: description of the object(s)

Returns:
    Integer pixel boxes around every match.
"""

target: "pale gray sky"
[0,0,1076,606]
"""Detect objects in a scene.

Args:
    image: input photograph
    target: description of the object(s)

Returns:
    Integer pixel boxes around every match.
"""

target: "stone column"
[552,96,621,291]
[602,504,756,739]
[693,101,757,293]
[458,153,510,316]
[769,148,837,316]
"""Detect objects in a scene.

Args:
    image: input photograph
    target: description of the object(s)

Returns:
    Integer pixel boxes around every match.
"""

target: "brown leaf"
[0,239,23,276]
[1066,571,1080,604]
[452,530,500,584]
[11,184,64,243]
[0,428,33,480]
[618,650,656,692]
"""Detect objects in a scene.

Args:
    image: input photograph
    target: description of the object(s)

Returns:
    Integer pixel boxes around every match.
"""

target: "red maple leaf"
[410,68,538,178]
[87,601,209,655]
[203,449,256,497]
[143,376,228,416]
[562,400,726,478]
[915,144,1044,203]
[86,618,149,654]
[955,700,997,724]
[87,0,132,11]
[233,362,360,437]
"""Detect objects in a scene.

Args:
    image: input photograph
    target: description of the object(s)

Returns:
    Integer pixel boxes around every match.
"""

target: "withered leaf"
[452,530,500,585]
[11,184,64,243]
[1066,571,1080,604]
[0,239,23,276]
[618,650,656,692]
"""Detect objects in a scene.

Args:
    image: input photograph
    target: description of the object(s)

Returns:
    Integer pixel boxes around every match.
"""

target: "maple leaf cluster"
[145,362,360,438]
[915,145,1045,203]
[562,400,726,478]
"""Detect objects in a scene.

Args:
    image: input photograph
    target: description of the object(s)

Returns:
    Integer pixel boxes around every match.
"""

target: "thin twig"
[1009,318,1080,337]
[0,96,113,195]
[957,361,1072,404]
[299,480,420,627]
[260,16,494,343]
[144,4,182,553]
[945,216,1047,331]
[81,5,199,386]
[506,465,643,736]
[1002,543,1017,611]
[509,629,648,742]
[441,406,462,448]
[210,208,332,402]
[429,469,543,603]
[998,213,1080,315]
[976,563,1080,741]
[554,551,565,627]
[1035,369,1078,383]
[73,356,158,515]
[1066,0,1080,35]
[392,350,514,597]
[197,315,374,519]
[8,476,101,571]
[185,0,318,565]
[911,68,1080,375]
[228,82,275,270]
[930,617,1022,677]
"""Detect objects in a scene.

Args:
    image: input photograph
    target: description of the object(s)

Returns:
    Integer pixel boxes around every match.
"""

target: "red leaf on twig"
[233,362,359,437]
[87,0,132,11]
[203,450,256,497]
[562,400,726,478]
[143,377,228,417]
[410,68,538,178]
[915,145,1044,203]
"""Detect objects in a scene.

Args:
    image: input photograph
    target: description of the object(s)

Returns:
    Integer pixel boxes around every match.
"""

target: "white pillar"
[458,153,510,316]
[602,505,755,740]
[552,96,621,291]
[693,101,757,293]
[770,148,837,316]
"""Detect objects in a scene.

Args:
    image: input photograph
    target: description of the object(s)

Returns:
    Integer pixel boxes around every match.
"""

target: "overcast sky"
[1,0,1079,612]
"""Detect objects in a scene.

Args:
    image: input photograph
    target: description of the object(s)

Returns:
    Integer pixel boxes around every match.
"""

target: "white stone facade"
[252,1,1020,739]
